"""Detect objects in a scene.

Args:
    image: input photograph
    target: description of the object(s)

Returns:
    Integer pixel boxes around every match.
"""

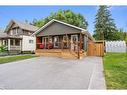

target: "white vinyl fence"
[105,41,127,53]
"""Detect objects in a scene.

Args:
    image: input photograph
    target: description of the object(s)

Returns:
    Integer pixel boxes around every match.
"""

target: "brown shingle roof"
[5,20,39,32]
[14,20,39,32]
[0,29,7,37]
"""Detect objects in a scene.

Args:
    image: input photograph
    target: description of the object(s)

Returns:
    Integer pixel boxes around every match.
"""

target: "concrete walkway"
[0,56,106,89]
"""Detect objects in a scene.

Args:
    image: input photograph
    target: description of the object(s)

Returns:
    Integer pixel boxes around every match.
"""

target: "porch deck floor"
[36,49,68,53]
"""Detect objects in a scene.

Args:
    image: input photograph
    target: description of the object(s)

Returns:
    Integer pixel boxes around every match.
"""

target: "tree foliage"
[32,10,88,29]
[112,28,126,40]
[93,6,118,40]
[124,32,127,44]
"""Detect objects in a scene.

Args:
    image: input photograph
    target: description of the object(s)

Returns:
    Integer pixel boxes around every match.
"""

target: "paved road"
[0,56,106,89]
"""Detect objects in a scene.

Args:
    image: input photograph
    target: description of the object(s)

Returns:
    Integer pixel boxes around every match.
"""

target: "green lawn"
[103,53,127,89]
[0,55,36,64]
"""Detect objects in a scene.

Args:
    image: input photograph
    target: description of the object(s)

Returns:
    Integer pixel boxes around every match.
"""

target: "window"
[23,30,31,35]
[28,32,32,35]
[29,40,34,44]
[15,39,20,46]
[12,28,17,35]
[10,39,14,46]
[3,40,7,46]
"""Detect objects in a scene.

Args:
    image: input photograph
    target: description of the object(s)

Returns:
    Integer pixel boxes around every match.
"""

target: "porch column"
[36,37,39,50]
[20,39,22,51]
[48,36,49,49]
[79,33,82,50]
[13,39,15,46]
[8,39,10,51]
[77,33,83,59]
[2,40,4,45]
[61,40,63,50]
[66,34,68,48]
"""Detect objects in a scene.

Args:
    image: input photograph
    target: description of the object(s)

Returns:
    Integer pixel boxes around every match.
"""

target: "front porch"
[36,33,87,59]
[0,37,22,54]
[35,49,86,59]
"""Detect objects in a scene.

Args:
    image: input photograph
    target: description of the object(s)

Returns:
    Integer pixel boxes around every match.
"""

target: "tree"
[93,6,117,40]
[110,28,124,40]
[32,10,88,29]
[124,32,127,44]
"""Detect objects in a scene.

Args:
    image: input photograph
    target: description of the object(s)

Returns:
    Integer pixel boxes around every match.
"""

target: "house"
[0,29,6,46]
[33,19,94,59]
[0,20,39,54]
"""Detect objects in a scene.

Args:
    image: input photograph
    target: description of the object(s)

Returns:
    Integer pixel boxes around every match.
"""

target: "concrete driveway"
[0,56,106,89]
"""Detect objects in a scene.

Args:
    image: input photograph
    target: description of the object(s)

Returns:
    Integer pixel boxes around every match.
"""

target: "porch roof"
[0,29,6,38]
[0,36,22,40]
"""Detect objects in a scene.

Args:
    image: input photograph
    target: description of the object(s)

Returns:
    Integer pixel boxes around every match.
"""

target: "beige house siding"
[11,23,19,28]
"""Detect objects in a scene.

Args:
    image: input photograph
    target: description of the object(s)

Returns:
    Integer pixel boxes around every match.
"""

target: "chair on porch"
[39,44,44,49]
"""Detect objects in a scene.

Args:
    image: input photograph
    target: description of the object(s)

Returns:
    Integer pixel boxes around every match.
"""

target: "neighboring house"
[0,20,39,54]
[0,29,6,46]
[33,19,94,59]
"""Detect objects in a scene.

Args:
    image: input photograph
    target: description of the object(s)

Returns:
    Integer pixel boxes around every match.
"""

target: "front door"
[71,35,78,50]
[43,37,48,49]
[54,36,59,48]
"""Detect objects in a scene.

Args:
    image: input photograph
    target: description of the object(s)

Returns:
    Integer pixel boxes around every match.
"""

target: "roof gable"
[37,21,82,36]
[33,19,93,40]
[5,20,39,33]
[33,19,87,36]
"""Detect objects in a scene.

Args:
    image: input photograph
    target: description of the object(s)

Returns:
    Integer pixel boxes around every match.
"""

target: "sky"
[0,6,127,35]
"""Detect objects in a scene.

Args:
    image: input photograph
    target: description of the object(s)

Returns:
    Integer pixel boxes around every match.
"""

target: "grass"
[0,55,36,64]
[103,53,127,89]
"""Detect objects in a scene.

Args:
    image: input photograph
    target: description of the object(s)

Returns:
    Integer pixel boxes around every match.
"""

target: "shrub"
[0,45,7,53]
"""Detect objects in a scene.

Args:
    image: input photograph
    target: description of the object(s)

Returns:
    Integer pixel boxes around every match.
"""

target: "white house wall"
[0,40,2,46]
[21,35,36,51]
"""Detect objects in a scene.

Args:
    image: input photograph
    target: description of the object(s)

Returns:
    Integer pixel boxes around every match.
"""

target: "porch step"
[61,49,78,59]
[8,50,21,55]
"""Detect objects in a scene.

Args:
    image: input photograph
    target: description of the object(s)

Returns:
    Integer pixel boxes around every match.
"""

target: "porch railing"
[10,46,21,50]
[36,40,84,59]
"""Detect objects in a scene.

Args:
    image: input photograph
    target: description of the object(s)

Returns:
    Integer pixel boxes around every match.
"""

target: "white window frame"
[71,35,78,42]
[42,37,48,48]
[71,35,78,50]
[54,36,59,48]
[29,40,34,44]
